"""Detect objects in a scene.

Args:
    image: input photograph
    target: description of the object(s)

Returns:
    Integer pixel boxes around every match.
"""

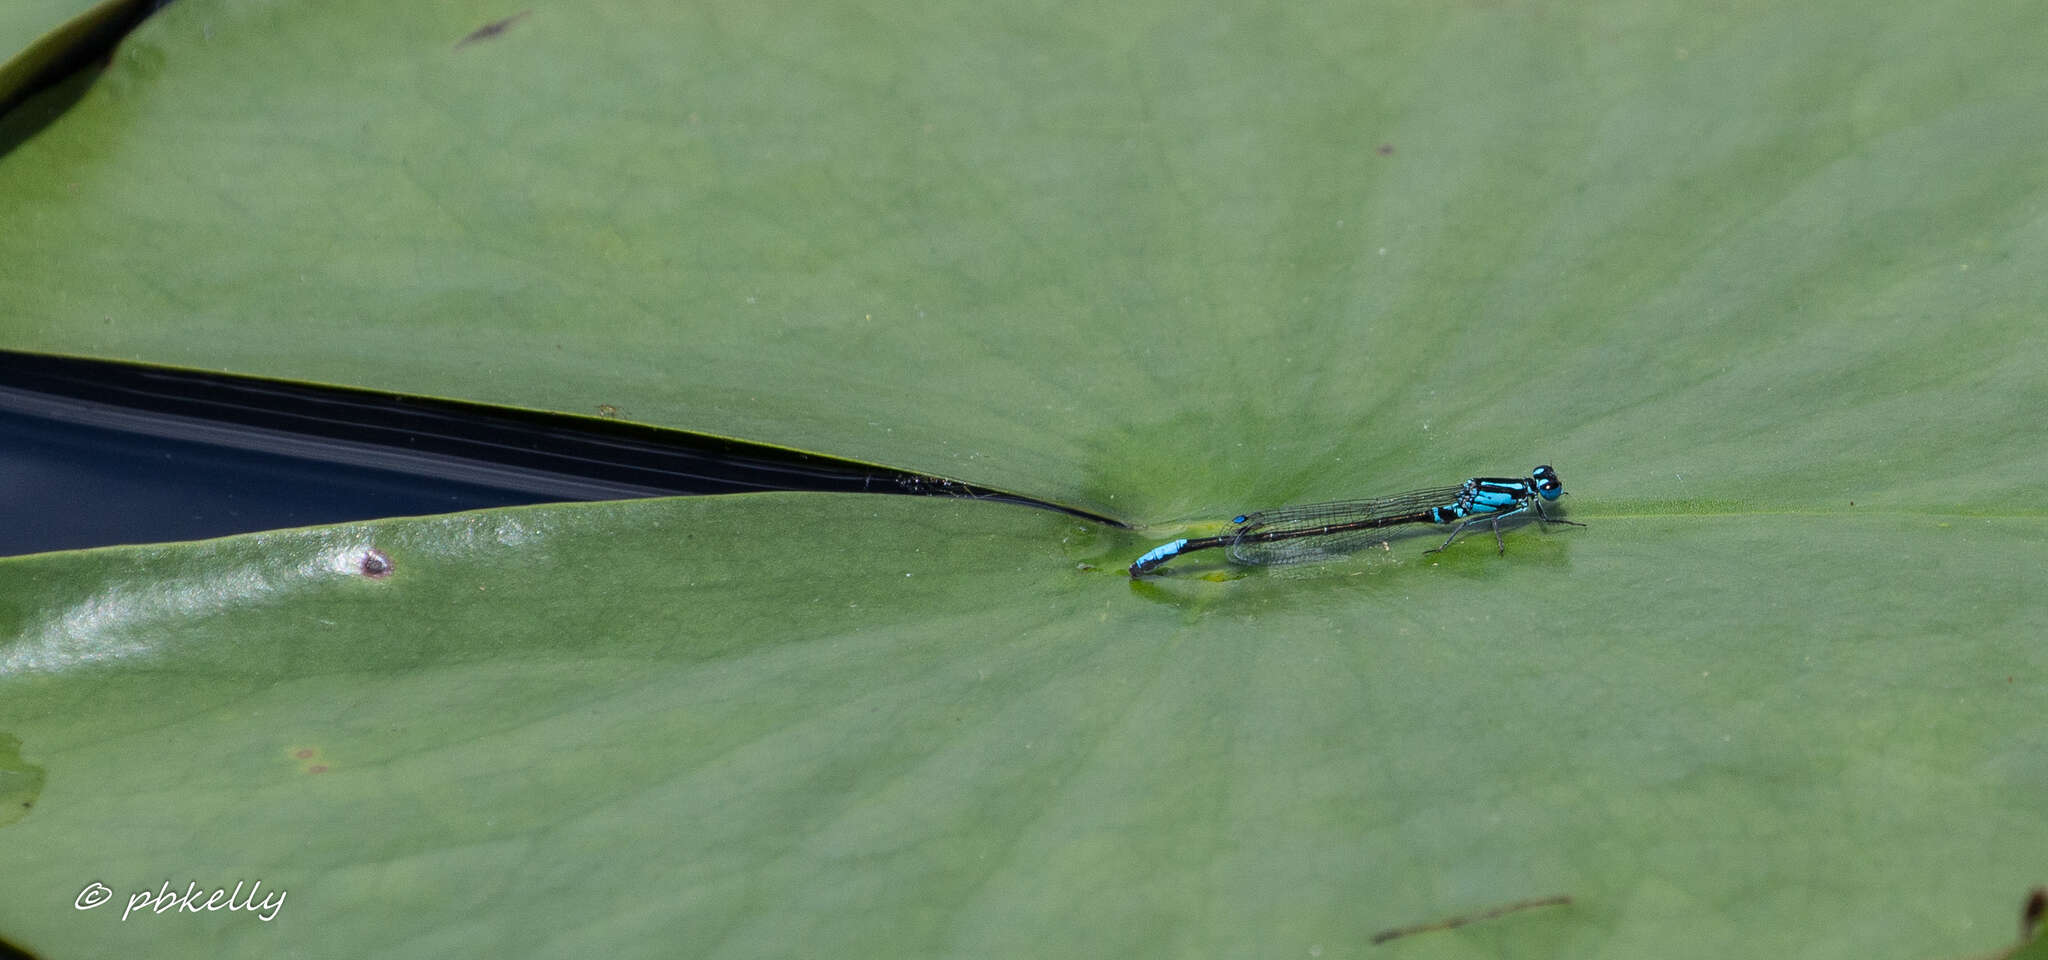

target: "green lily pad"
[0,732,46,829]
[2,0,2045,956]
[5,0,2035,518]
[0,498,2042,958]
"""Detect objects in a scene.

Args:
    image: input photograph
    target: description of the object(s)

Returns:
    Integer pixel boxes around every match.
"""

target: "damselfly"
[1128,465,1584,576]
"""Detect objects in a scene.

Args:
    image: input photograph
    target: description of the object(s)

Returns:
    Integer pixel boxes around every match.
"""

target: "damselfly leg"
[1427,505,1528,556]
[1531,497,1588,529]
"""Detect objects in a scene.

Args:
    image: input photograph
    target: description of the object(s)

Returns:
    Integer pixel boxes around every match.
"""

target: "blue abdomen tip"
[1137,539,1188,566]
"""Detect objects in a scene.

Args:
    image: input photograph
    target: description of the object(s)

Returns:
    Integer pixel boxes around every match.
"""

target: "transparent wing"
[1226,527,1411,565]
[1223,485,1468,566]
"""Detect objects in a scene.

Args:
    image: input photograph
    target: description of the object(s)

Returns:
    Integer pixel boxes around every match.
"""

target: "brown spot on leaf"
[1371,894,1571,945]
[360,549,393,579]
[456,10,531,48]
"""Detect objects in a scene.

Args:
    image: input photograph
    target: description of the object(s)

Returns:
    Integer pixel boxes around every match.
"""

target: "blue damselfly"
[1129,465,1583,576]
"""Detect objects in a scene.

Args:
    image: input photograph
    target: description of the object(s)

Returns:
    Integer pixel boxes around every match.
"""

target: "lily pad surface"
[2,497,2043,958]
[2,0,2045,956]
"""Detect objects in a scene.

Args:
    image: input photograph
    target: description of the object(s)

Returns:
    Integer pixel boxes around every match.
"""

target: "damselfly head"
[1531,464,1564,500]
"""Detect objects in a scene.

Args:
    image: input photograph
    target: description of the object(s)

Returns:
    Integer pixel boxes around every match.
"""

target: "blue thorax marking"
[1471,489,1520,510]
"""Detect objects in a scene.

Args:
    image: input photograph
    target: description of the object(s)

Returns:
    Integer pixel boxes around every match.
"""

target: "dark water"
[0,405,548,557]
[0,353,1104,558]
